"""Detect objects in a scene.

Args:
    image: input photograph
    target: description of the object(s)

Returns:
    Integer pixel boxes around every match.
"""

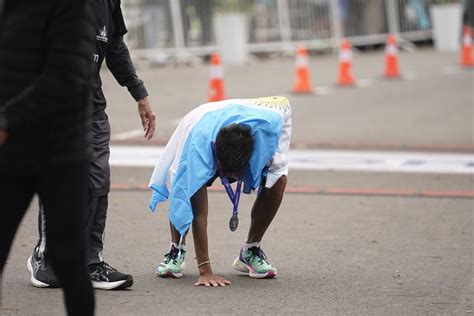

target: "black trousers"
[0,161,95,316]
[36,118,110,266]
[37,195,108,266]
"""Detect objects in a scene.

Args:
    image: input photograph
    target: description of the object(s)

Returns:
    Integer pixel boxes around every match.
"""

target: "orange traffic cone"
[460,26,474,68]
[384,34,401,78]
[337,39,355,86]
[208,52,225,102]
[292,46,312,93]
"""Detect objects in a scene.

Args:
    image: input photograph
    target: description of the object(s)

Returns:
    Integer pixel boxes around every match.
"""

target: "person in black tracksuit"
[28,0,156,291]
[464,0,473,28]
[0,0,95,314]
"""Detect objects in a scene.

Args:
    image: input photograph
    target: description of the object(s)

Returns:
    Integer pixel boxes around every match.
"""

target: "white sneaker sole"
[156,261,185,278]
[232,257,277,279]
[92,280,129,290]
[27,256,51,288]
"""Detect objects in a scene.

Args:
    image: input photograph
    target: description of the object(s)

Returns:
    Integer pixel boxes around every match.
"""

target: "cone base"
[384,73,401,79]
[337,74,355,86]
[291,90,314,94]
[292,86,313,93]
[209,97,225,102]
[336,81,355,86]
[208,80,225,102]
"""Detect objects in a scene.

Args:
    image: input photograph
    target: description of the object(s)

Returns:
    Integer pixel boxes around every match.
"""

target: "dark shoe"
[27,252,61,288]
[90,261,133,290]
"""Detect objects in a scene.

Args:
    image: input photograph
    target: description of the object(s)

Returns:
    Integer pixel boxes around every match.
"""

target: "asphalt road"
[1,48,473,315]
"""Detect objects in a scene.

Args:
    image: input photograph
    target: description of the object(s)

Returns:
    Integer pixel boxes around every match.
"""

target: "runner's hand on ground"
[194,272,231,287]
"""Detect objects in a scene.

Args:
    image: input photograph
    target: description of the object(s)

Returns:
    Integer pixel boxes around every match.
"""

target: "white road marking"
[109,145,473,175]
[110,146,165,167]
[111,118,182,141]
[357,79,373,88]
[170,118,182,126]
[404,71,416,81]
[287,149,473,174]
[111,129,145,141]
[442,65,463,75]
[316,86,332,95]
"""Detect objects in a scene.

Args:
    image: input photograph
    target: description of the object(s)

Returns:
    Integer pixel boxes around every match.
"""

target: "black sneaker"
[89,261,133,290]
[26,252,61,288]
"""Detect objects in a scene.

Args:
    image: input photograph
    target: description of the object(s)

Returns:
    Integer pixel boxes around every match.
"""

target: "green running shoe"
[156,245,186,278]
[232,246,277,278]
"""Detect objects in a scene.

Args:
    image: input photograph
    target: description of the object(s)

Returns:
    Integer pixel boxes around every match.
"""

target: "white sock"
[171,242,186,251]
[243,241,261,251]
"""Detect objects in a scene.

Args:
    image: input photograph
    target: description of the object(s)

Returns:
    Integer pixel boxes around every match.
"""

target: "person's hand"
[137,96,156,140]
[194,272,231,287]
[0,129,8,146]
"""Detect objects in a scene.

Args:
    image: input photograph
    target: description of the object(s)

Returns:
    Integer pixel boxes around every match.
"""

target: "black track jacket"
[0,0,95,167]
[92,0,148,120]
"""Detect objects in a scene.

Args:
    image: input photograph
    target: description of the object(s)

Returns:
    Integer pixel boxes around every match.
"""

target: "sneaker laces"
[33,256,48,272]
[39,258,48,271]
[33,251,49,271]
[163,246,181,264]
[248,246,268,264]
[93,261,117,275]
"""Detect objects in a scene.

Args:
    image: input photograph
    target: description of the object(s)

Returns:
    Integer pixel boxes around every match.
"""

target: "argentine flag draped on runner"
[149,97,292,235]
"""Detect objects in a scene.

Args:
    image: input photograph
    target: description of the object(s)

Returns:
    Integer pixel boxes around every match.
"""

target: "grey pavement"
[1,48,473,315]
[2,190,472,315]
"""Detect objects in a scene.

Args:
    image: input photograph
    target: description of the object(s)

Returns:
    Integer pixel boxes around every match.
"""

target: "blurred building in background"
[122,0,465,62]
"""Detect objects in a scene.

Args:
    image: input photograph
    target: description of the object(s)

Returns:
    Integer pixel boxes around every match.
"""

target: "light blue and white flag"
[149,97,292,235]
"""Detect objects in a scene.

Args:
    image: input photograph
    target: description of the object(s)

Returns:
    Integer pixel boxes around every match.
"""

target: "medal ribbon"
[211,141,243,231]
[217,169,242,217]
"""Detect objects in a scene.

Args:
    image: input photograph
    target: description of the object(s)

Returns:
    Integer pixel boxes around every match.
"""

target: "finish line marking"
[110,145,474,175]
[111,129,145,141]
[110,183,474,199]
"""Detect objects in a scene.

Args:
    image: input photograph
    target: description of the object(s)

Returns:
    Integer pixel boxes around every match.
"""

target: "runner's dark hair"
[215,123,254,173]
